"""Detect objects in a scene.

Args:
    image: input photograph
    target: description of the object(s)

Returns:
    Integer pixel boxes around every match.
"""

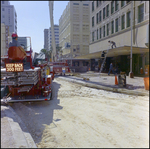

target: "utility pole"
[129,1,134,78]
[48,1,56,62]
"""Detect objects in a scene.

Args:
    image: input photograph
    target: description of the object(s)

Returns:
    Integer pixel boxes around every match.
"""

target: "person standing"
[108,62,115,75]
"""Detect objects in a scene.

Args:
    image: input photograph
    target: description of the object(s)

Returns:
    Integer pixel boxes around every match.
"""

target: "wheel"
[50,90,53,100]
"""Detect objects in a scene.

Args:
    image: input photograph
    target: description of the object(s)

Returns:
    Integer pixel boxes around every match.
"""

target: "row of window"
[92,1,130,12]
[92,1,130,27]
[92,10,133,42]
[50,38,59,40]
[73,3,89,6]
[92,3,144,28]
[92,4,144,42]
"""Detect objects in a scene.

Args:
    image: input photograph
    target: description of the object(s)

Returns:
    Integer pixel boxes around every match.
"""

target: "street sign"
[5,63,24,72]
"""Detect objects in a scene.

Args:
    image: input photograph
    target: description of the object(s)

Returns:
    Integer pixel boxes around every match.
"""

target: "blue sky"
[10,1,69,53]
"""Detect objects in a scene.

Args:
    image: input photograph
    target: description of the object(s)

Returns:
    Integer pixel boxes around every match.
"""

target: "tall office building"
[49,25,59,48]
[17,37,28,51]
[44,25,59,51]
[1,23,12,56]
[59,1,90,58]
[1,1,17,33]
[44,29,49,51]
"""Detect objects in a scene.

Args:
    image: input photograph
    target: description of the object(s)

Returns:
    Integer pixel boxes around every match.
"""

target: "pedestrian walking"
[108,62,115,75]
[108,40,116,49]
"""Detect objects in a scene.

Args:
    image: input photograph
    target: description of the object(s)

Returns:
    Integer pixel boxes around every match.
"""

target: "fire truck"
[49,61,71,76]
[1,35,54,104]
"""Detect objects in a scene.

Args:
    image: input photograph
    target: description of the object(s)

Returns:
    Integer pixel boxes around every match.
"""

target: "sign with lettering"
[5,63,24,72]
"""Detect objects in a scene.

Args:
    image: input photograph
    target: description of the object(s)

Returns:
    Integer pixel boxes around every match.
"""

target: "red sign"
[6,63,24,72]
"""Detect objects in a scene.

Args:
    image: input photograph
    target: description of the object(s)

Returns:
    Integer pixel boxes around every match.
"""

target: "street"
[10,77,149,148]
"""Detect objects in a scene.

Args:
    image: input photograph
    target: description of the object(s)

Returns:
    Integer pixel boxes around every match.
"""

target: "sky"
[10,1,69,53]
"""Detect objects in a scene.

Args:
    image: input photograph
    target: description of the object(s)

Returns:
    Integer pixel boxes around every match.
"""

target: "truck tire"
[50,91,53,100]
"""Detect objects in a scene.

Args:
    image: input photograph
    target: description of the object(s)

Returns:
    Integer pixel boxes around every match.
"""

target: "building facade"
[44,29,49,51]
[44,25,59,51]
[49,25,59,49]
[59,1,90,58]
[1,1,17,33]
[87,1,149,74]
[17,37,28,51]
[1,23,12,56]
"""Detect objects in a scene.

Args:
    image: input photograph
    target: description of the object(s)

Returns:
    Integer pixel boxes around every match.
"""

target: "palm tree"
[40,48,52,61]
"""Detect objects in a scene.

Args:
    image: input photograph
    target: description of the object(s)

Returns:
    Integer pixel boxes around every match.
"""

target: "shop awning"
[75,46,149,59]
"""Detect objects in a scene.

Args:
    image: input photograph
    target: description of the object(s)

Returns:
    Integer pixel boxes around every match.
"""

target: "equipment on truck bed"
[1,35,53,104]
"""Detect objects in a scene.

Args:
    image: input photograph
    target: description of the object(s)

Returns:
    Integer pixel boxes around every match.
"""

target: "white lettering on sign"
[6,63,24,72]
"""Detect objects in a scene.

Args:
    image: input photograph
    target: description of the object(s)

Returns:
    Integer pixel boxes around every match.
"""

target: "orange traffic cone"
[115,75,118,85]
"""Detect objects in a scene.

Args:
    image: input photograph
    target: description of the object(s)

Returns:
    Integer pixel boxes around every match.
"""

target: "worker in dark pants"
[101,51,106,59]
[108,62,115,75]
[108,40,116,49]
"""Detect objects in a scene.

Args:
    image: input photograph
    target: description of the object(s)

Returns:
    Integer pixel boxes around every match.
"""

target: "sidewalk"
[1,105,37,148]
[59,71,149,96]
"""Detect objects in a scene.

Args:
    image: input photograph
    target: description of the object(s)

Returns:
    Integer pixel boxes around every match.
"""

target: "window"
[126,1,130,4]
[97,29,99,40]
[73,3,79,5]
[96,1,99,7]
[99,27,102,39]
[83,4,89,6]
[2,1,4,4]
[92,31,94,41]
[92,1,94,11]
[92,16,94,27]
[103,7,106,19]
[99,10,102,22]
[107,23,109,36]
[111,20,114,34]
[96,13,99,24]
[138,4,144,23]
[2,8,4,11]
[115,1,119,11]
[121,14,125,29]
[111,1,114,14]
[121,1,125,7]
[115,18,119,32]
[127,11,131,27]
[2,15,5,18]
[103,25,105,37]
[106,4,109,17]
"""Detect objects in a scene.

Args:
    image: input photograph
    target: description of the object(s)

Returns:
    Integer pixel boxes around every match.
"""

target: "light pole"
[129,1,134,78]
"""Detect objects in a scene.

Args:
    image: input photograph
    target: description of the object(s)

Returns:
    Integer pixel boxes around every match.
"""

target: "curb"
[1,105,37,148]
[58,77,149,96]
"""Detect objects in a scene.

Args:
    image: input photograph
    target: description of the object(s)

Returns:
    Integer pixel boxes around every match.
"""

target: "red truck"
[49,61,71,76]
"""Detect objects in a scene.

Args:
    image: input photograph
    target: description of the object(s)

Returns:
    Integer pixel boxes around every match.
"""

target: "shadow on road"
[9,81,63,144]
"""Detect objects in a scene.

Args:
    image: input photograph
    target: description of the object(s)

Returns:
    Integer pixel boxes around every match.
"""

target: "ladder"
[99,48,110,74]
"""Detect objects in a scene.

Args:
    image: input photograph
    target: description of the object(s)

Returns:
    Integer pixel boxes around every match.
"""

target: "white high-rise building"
[44,29,49,51]
[1,1,17,33]
[49,25,59,49]
[44,25,59,51]
[59,1,90,58]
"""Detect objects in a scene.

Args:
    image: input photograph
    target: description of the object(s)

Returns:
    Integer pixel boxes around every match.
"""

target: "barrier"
[144,77,149,90]
[115,75,118,85]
